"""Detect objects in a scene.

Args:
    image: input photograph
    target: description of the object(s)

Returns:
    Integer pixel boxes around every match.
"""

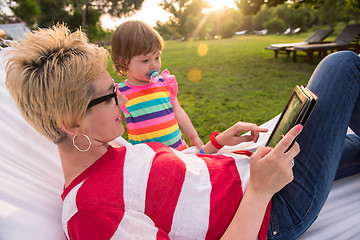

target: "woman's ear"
[61,122,82,136]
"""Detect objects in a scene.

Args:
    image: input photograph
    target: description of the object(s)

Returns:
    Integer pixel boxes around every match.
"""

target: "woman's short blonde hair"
[5,24,108,143]
[111,20,164,76]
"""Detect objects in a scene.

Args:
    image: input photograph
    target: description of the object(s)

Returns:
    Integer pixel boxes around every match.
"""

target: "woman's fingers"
[274,125,303,154]
[250,145,272,162]
[248,125,303,196]
[285,141,300,159]
[249,145,293,196]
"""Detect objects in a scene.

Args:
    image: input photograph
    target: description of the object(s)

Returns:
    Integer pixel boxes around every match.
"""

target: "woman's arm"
[221,182,272,240]
[172,99,204,148]
[220,125,302,240]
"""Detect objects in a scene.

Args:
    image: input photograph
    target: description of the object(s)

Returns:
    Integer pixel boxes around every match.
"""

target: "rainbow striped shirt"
[118,69,187,150]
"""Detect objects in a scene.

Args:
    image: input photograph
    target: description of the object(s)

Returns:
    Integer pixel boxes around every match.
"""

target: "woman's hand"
[216,122,268,147]
[248,124,303,198]
[199,122,268,154]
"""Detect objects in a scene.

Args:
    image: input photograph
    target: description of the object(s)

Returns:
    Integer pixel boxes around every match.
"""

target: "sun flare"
[206,0,237,11]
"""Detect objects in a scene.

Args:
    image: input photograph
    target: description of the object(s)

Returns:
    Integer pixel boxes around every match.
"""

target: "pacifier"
[148,70,159,82]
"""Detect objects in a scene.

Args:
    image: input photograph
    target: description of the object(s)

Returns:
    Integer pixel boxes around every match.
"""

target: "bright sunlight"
[206,0,237,11]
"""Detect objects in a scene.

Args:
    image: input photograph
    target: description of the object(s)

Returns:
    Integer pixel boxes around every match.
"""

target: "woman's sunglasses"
[87,79,119,109]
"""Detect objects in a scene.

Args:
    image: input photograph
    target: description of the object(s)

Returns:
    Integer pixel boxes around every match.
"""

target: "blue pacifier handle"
[148,70,159,82]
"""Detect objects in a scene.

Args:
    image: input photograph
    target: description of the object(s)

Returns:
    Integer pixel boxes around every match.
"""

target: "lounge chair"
[292,27,301,34]
[254,29,268,36]
[0,29,5,39]
[265,29,333,58]
[283,27,302,35]
[1,48,360,240]
[0,23,30,40]
[292,23,360,63]
[0,29,5,48]
[284,27,292,35]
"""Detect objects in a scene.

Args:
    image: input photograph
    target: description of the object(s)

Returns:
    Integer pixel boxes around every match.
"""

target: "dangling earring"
[72,134,92,152]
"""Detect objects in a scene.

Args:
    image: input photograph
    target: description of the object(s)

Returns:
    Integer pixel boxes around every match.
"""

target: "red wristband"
[210,131,223,149]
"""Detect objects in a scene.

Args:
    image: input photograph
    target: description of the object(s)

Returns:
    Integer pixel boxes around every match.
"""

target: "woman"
[5,24,360,240]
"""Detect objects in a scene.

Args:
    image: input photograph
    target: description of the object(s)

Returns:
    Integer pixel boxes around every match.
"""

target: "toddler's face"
[126,50,161,85]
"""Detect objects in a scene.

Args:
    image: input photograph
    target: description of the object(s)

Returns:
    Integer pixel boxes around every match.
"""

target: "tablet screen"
[266,90,306,148]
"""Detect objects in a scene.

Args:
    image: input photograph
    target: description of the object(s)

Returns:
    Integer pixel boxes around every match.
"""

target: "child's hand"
[190,137,204,149]
[216,122,268,147]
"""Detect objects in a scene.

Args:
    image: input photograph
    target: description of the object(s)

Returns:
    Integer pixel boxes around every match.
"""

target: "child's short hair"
[5,24,108,143]
[111,20,164,76]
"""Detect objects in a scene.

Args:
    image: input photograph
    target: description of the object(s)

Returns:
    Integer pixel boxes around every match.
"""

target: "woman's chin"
[117,126,125,137]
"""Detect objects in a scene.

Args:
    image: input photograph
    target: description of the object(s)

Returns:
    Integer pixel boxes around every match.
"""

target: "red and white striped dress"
[61,143,271,240]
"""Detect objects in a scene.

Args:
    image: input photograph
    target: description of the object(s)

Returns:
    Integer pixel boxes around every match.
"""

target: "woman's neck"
[58,139,109,188]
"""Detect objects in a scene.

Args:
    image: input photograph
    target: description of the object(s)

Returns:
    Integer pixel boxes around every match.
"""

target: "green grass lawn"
[107,32,326,143]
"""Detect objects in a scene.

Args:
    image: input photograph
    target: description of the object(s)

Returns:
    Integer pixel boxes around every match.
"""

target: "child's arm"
[172,99,204,148]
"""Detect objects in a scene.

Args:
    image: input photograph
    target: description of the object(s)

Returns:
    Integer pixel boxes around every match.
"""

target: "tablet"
[266,85,318,149]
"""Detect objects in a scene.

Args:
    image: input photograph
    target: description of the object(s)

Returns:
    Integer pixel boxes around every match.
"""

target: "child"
[111,20,203,151]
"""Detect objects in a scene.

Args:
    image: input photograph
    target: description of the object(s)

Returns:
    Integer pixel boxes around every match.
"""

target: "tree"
[343,3,360,22]
[7,0,41,27]
[160,0,208,39]
[236,0,325,15]
[317,0,346,28]
[6,0,145,38]
[251,5,272,30]
[346,0,360,8]
[263,17,286,33]
[273,4,316,30]
[5,0,70,28]
[67,7,105,41]
[235,0,360,15]
[154,21,180,40]
[219,18,238,38]
[217,8,243,37]
[37,0,70,28]
[69,0,145,31]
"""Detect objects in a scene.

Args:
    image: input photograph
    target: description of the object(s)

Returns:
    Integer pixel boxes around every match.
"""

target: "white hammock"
[0,48,359,240]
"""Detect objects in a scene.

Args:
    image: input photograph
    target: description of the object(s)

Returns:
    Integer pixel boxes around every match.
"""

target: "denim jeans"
[267,51,360,239]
